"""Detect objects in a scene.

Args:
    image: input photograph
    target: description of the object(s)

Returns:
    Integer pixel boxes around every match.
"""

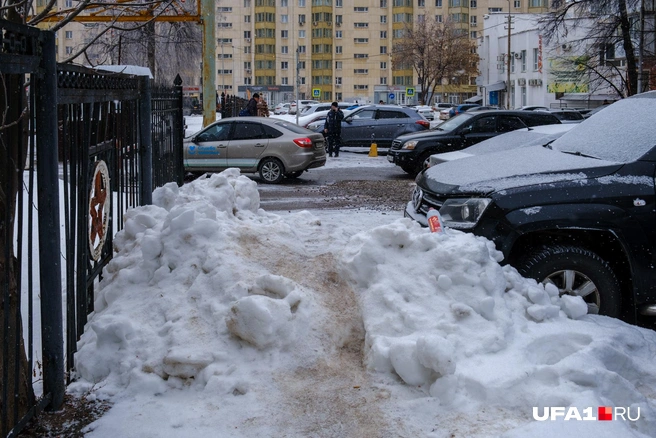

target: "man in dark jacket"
[247,93,260,116]
[323,101,344,157]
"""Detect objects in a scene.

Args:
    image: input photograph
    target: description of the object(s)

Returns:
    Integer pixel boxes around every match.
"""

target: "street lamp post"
[506,1,512,109]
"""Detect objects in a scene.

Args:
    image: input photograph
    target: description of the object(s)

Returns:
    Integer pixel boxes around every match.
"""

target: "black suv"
[388,110,561,175]
[405,91,656,325]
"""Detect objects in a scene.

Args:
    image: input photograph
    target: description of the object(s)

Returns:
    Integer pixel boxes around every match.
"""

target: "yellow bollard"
[369,142,378,157]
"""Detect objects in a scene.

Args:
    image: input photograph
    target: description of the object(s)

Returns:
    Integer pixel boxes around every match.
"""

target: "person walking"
[323,101,344,158]
[257,97,270,117]
[246,93,259,116]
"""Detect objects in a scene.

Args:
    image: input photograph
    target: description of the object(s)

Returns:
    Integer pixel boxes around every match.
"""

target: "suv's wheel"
[258,158,284,184]
[402,152,432,176]
[515,245,621,317]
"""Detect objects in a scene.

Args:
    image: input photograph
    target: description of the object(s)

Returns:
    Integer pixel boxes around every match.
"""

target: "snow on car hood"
[420,146,622,195]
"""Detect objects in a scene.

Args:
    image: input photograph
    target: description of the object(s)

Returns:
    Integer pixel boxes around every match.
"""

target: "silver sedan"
[184,117,326,183]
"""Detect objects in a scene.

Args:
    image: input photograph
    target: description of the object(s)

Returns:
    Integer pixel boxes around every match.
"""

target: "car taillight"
[293,137,313,148]
[415,120,430,129]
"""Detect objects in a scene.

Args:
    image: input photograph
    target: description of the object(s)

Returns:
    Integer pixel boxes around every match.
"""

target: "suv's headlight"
[402,140,419,150]
[440,198,491,229]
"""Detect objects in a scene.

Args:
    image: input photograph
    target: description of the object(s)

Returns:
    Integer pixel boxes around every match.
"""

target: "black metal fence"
[219,92,249,119]
[1,19,184,437]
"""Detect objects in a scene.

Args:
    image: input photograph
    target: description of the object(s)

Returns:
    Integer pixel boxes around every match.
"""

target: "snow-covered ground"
[66,159,656,436]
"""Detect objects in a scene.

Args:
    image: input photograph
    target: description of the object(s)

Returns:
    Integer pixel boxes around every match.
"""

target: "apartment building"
[220,0,550,105]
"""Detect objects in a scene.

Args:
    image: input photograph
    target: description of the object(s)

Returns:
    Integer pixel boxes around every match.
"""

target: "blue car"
[449,103,481,118]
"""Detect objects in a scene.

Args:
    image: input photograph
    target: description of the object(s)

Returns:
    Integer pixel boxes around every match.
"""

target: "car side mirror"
[344,116,353,123]
[460,126,473,135]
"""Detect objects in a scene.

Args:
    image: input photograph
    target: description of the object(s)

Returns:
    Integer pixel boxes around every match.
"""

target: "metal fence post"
[174,74,184,186]
[35,30,64,411]
[139,75,153,205]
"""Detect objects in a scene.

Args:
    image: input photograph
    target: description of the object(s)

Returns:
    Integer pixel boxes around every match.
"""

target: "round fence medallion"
[89,160,110,261]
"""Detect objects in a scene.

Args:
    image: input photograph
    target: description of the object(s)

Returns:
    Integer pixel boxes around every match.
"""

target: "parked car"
[517,105,549,111]
[184,117,326,183]
[432,103,456,112]
[298,102,352,117]
[387,110,562,175]
[448,103,481,118]
[273,103,290,115]
[439,108,453,121]
[414,106,435,121]
[289,100,319,115]
[426,123,575,168]
[539,108,585,123]
[312,105,430,148]
[582,104,612,119]
[405,91,656,324]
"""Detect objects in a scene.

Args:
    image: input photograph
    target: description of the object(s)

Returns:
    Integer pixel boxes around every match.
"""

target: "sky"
[49,115,656,437]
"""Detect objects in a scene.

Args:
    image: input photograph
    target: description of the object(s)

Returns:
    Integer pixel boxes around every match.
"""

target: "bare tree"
[540,0,643,97]
[392,19,479,105]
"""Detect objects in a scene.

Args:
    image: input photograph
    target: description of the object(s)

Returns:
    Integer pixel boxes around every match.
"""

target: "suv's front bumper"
[387,149,416,167]
[404,201,428,227]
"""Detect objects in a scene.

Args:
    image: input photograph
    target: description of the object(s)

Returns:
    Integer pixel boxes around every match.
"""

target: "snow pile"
[71,170,320,401]
[341,220,656,436]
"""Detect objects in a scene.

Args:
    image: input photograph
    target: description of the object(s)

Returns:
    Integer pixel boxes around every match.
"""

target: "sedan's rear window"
[273,121,315,134]
[378,110,409,119]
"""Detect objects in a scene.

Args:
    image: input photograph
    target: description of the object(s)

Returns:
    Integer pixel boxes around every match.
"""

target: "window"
[65,46,73,54]
[380,0,388,6]
[282,46,289,53]
[298,45,306,53]
[244,46,251,53]
[470,31,477,39]
[521,50,527,71]
[511,56,515,73]
[299,14,306,23]
[336,77,342,85]
[218,22,232,28]
[282,30,289,38]
[65,31,73,39]
[380,46,387,54]
[217,6,232,11]
[465,116,496,134]
[354,22,369,28]
[244,77,252,84]
[233,123,265,141]
[418,15,425,22]
[380,61,387,69]
[497,116,525,133]
[380,31,388,38]
[381,16,387,23]
[470,0,476,7]
[354,85,369,90]
[355,38,369,43]
[435,0,442,6]
[282,61,289,69]
[217,69,233,75]
[245,15,251,22]
[435,15,443,22]
[489,7,502,12]
[529,0,544,6]
[218,54,233,59]
[521,86,527,106]
[244,31,251,39]
[244,0,251,6]
[533,48,539,70]
[299,30,306,38]
[355,6,368,12]
[281,15,288,23]
[336,0,343,6]
[244,61,252,69]
[354,69,369,74]
[336,30,342,38]
[300,77,306,84]
[336,61,342,69]
[336,46,343,54]
[65,0,72,6]
[470,15,476,26]
[299,61,306,69]
[378,110,409,119]
[514,0,521,7]
[380,77,387,84]
[336,15,343,24]
[354,54,369,58]
[299,0,305,5]
[418,0,425,6]
[281,0,288,5]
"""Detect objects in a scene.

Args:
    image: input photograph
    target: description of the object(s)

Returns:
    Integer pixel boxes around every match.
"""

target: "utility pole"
[295,47,300,125]
[638,0,645,93]
[506,2,512,109]
[201,0,216,127]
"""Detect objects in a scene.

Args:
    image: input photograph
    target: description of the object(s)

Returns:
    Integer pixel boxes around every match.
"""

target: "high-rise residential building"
[219,0,550,105]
